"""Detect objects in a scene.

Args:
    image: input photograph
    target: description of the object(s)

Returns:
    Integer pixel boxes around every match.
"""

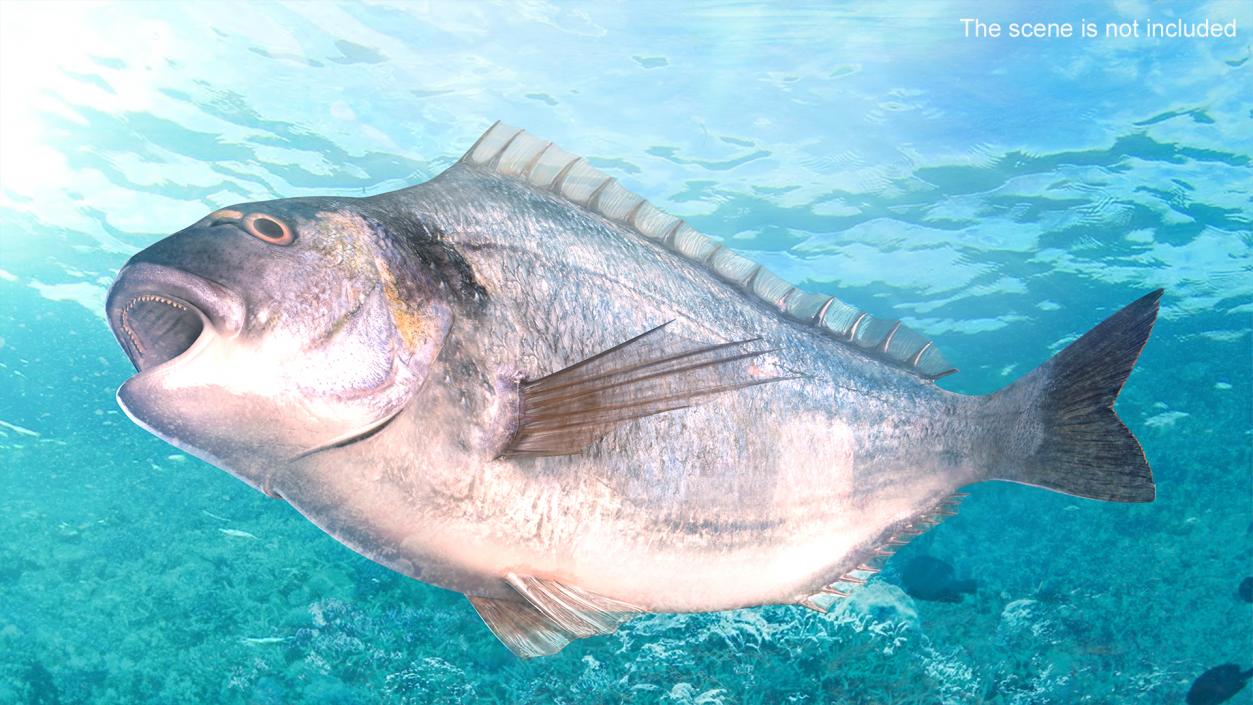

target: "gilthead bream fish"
[106,122,1160,657]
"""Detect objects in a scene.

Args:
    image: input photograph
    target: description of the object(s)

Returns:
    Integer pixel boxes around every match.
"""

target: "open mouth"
[106,262,244,374]
[116,293,206,371]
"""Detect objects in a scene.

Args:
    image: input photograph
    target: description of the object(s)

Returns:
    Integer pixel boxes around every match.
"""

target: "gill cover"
[107,199,453,492]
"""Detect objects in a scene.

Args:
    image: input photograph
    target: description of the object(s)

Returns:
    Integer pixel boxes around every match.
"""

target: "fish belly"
[502,399,962,612]
[279,369,966,613]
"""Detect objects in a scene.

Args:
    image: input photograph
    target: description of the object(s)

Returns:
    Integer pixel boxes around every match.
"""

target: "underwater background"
[1,1,1250,703]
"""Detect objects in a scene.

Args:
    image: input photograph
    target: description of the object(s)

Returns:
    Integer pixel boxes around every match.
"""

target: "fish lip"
[106,262,244,374]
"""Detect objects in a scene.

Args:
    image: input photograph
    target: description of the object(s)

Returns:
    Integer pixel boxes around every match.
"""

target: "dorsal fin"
[460,121,957,380]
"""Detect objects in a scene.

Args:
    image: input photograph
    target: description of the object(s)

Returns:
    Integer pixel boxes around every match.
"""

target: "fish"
[105,122,1161,658]
[1187,664,1252,705]
[897,554,976,603]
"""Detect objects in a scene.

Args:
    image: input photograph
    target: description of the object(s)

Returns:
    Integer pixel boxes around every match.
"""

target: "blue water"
[1,2,1250,703]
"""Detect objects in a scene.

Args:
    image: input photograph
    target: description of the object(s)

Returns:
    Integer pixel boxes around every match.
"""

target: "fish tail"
[984,289,1162,502]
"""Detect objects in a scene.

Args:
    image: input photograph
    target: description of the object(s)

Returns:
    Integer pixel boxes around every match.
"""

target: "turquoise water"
[1,1,1250,703]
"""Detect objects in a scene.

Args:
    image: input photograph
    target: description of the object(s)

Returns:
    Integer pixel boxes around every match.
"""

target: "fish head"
[106,198,452,492]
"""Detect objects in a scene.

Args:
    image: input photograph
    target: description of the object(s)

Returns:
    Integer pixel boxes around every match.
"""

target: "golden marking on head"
[379,263,432,352]
[314,210,430,353]
[210,209,244,220]
[313,211,375,276]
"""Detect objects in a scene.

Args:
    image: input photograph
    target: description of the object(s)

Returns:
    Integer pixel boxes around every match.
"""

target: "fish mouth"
[106,262,245,373]
[116,293,205,371]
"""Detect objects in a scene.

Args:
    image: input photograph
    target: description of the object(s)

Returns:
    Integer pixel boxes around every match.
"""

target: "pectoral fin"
[502,322,793,457]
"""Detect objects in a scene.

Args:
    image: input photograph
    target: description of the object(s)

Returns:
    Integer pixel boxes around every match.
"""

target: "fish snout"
[107,262,245,372]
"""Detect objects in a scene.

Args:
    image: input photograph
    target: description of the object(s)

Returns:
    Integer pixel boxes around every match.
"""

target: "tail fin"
[987,289,1162,502]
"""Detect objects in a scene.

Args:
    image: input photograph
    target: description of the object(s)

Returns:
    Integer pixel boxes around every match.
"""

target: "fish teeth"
[128,294,187,310]
[120,294,191,355]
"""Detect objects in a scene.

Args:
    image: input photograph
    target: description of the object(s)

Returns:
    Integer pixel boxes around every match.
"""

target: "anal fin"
[800,492,970,610]
[502,322,793,457]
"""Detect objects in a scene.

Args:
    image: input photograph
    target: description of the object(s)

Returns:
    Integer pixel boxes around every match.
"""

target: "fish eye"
[243,213,294,246]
